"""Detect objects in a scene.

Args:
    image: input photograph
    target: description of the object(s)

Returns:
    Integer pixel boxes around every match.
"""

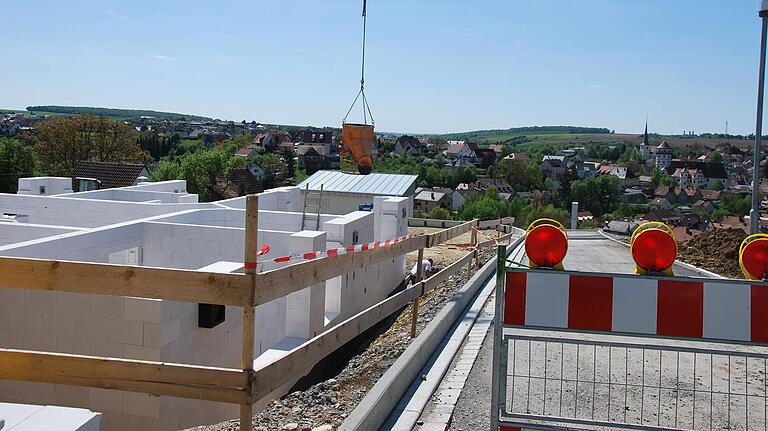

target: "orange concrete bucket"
[342,123,374,175]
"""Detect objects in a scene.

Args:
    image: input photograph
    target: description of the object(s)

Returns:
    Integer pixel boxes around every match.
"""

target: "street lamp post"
[750,0,768,234]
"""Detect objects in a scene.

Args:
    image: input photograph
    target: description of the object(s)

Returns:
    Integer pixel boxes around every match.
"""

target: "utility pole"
[752,0,768,234]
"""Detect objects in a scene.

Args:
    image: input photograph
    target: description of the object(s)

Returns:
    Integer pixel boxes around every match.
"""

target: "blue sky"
[1,0,765,135]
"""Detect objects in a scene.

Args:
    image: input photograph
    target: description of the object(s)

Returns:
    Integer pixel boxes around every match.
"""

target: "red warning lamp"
[525,219,568,269]
[740,234,768,280]
[630,222,677,275]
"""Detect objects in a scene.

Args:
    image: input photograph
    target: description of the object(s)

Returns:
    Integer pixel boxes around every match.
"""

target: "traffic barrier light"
[525,218,567,270]
[630,222,677,276]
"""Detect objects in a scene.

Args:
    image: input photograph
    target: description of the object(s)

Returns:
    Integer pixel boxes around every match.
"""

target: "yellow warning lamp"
[739,234,768,280]
[630,222,677,276]
[525,218,568,270]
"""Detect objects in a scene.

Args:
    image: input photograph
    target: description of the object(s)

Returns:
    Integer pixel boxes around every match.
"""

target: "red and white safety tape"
[257,235,413,265]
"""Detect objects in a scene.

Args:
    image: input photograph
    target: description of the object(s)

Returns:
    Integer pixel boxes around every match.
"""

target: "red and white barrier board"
[503,269,768,343]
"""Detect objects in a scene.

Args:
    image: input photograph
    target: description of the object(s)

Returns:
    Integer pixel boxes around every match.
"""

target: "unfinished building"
[0,174,416,430]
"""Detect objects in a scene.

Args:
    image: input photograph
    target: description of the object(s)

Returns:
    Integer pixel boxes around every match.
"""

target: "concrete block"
[90,340,124,357]
[171,251,203,269]
[143,317,182,348]
[22,332,57,351]
[189,238,221,255]
[8,308,43,334]
[123,392,160,417]
[90,294,125,319]
[56,336,90,355]
[0,287,25,309]
[108,319,143,345]
[123,344,162,361]
[107,412,144,431]
[42,313,76,338]
[161,300,194,323]
[75,316,110,341]
[90,388,124,413]
[124,297,162,324]
[23,289,57,311]
[171,224,203,241]
[57,292,91,316]
[160,236,189,253]
[0,380,56,404]
[54,384,90,408]
[140,249,172,267]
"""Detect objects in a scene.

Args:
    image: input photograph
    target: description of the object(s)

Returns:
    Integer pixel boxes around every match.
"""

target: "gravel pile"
[188,251,493,431]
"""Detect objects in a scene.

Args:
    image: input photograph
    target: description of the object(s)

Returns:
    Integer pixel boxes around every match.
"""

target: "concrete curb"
[339,239,521,431]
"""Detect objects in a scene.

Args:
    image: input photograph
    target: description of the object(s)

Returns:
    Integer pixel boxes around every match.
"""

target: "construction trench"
[191,242,498,431]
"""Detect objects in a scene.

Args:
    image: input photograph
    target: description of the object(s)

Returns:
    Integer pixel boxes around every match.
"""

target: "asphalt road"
[435,230,768,431]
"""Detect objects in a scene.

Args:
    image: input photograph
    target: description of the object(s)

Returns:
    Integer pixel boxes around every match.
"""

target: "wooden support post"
[410,248,424,338]
[241,195,258,431]
[467,224,478,278]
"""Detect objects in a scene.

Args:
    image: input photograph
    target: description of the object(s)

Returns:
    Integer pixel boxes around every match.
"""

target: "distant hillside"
[25,106,213,122]
[438,126,612,144]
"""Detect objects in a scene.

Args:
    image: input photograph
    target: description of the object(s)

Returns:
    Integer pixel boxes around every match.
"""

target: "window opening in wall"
[38,185,45,194]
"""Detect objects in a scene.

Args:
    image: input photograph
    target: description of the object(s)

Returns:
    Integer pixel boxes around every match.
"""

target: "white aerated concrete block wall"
[0,181,413,431]
[373,196,411,290]
[286,231,327,339]
[17,177,73,196]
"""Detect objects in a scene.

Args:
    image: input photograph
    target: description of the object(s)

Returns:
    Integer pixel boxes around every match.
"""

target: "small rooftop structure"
[298,171,417,215]
[298,171,417,197]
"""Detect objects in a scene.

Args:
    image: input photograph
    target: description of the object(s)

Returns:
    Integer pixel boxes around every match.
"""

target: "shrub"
[428,207,452,220]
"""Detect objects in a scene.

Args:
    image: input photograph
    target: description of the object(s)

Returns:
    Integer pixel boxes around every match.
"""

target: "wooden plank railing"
[0,196,505,430]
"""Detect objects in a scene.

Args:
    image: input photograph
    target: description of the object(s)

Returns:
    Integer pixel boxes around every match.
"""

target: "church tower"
[639,121,651,161]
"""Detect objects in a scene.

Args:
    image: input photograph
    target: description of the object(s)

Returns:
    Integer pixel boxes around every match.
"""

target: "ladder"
[301,183,323,231]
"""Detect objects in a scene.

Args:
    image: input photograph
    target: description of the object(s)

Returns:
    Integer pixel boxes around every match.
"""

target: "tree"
[709,151,725,164]
[712,179,725,190]
[150,159,182,182]
[31,114,146,176]
[518,203,569,228]
[578,219,598,229]
[428,207,452,220]
[283,149,297,180]
[181,149,245,202]
[449,166,477,188]
[570,175,620,217]
[501,160,545,192]
[651,167,675,188]
[0,138,38,193]
[457,189,526,221]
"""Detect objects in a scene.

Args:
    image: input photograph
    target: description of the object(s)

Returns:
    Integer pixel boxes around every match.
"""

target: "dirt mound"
[677,228,745,279]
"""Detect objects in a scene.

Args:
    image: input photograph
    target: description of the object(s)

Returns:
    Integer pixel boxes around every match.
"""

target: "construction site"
[6,2,768,431]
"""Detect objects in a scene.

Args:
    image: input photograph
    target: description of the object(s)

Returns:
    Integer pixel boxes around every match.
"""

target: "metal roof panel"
[297,171,417,196]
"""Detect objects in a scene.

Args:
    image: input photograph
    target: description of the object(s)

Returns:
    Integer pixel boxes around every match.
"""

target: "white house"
[655,141,672,169]
[443,141,476,159]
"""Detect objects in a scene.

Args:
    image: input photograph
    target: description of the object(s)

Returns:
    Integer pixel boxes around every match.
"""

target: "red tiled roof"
[72,161,147,189]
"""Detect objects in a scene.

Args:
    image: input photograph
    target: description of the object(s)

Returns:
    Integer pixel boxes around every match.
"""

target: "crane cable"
[343,0,375,125]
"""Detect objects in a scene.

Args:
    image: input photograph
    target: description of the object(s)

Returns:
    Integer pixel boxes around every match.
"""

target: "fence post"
[410,247,424,338]
[241,195,258,431]
[490,243,507,430]
[467,221,478,278]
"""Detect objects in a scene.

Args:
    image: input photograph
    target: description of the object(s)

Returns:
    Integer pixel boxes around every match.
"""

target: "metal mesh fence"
[500,331,768,431]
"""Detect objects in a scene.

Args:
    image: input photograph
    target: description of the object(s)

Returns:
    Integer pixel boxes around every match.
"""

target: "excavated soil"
[677,228,745,279]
